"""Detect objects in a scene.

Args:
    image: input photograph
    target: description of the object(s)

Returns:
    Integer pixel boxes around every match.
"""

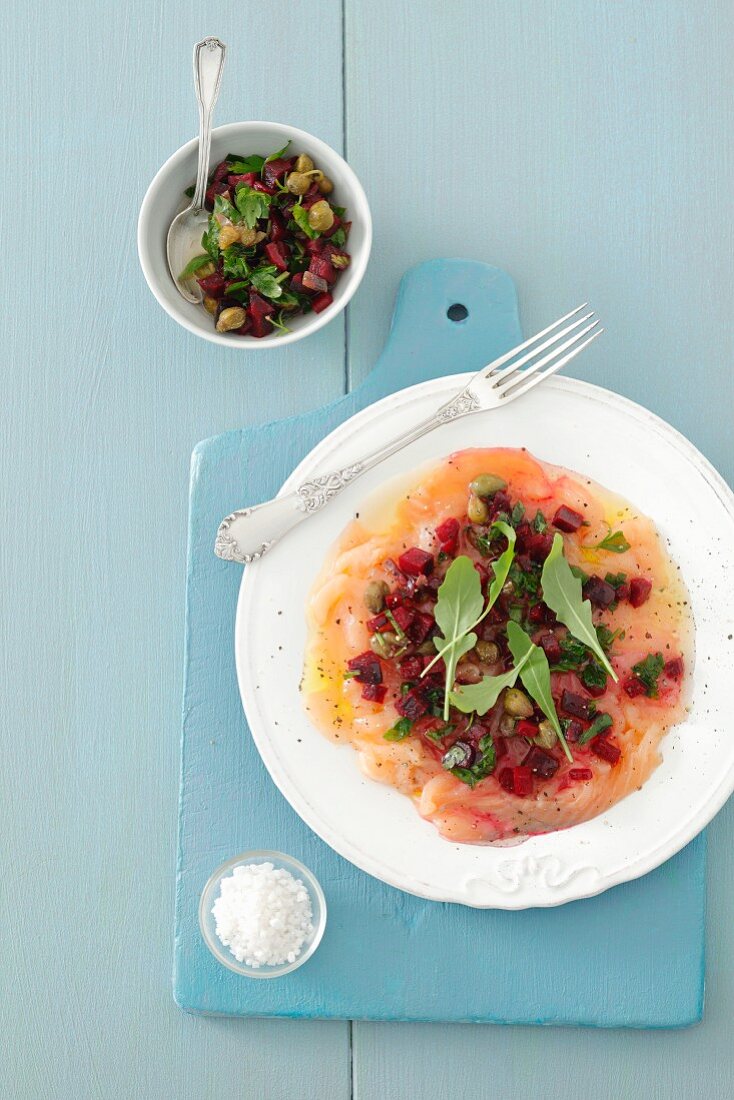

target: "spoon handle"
[191,37,227,213]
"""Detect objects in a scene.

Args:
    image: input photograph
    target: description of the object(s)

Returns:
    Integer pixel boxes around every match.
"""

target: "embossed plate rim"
[235,374,734,908]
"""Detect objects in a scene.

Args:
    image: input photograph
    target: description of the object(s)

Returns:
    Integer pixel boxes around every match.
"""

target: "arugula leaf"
[540,534,618,681]
[213,193,241,224]
[292,202,320,239]
[577,712,613,745]
[449,735,496,788]
[178,253,212,280]
[224,280,251,302]
[450,660,529,715]
[631,652,664,698]
[423,524,517,713]
[234,184,272,228]
[532,510,548,534]
[265,140,291,163]
[506,621,572,762]
[383,717,413,742]
[486,521,517,605]
[580,660,608,693]
[427,557,485,720]
[593,529,631,554]
[226,153,265,173]
[250,266,283,300]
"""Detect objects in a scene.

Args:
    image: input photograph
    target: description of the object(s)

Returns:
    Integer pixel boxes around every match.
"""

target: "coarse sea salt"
[212,861,314,968]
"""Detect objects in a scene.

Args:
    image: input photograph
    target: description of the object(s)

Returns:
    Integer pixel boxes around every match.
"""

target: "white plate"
[236,376,734,908]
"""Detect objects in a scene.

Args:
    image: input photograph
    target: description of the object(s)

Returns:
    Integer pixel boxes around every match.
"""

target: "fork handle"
[214,389,480,563]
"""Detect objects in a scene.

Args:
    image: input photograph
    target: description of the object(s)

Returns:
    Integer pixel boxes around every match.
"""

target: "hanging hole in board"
[447,303,469,323]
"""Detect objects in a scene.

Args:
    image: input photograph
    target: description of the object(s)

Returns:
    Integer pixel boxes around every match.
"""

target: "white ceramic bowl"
[138,121,372,348]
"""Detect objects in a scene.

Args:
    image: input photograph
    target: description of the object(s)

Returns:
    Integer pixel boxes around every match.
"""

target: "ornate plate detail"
[463,857,601,900]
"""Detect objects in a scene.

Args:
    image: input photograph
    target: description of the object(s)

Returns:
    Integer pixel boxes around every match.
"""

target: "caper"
[534,720,558,750]
[307,200,335,232]
[203,296,218,315]
[467,492,490,524]
[475,640,500,664]
[417,639,436,655]
[317,174,334,195]
[286,171,311,195]
[364,580,389,613]
[331,252,350,269]
[501,579,514,597]
[470,473,508,499]
[455,660,482,685]
[215,306,247,333]
[503,687,534,718]
[370,631,398,657]
[295,153,314,173]
[499,714,517,736]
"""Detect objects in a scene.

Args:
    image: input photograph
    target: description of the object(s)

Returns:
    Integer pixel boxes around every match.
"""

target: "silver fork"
[214,305,602,563]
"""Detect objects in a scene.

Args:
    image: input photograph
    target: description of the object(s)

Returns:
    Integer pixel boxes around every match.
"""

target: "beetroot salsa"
[179,141,351,338]
[346,472,685,800]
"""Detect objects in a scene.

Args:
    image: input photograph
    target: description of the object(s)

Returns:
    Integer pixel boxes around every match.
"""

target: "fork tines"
[487,304,603,402]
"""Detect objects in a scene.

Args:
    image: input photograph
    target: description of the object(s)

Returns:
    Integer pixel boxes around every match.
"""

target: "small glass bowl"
[199,850,327,979]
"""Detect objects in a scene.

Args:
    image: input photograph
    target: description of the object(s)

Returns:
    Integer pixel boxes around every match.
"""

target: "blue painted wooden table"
[3,2,733,1097]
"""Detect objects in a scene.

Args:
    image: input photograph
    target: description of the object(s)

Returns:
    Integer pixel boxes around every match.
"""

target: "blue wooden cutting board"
[175,259,705,1026]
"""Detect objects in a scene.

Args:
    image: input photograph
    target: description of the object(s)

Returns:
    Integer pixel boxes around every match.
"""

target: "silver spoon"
[167,37,227,303]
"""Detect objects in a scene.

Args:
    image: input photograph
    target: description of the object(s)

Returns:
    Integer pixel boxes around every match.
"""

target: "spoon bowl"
[167,206,209,303]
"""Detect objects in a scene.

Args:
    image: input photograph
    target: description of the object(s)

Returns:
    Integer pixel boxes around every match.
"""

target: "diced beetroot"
[290,272,312,295]
[398,548,434,576]
[616,582,630,601]
[205,181,229,210]
[623,675,647,698]
[213,160,232,182]
[248,291,275,319]
[473,561,489,586]
[399,655,424,681]
[552,505,585,532]
[248,314,271,338]
[303,183,323,205]
[197,272,227,298]
[489,490,512,516]
[305,237,328,254]
[395,688,428,721]
[664,656,684,680]
[366,612,389,633]
[583,575,616,608]
[390,605,415,632]
[522,746,560,779]
[264,241,290,271]
[498,767,515,793]
[236,317,252,336]
[563,719,585,742]
[384,592,404,609]
[269,212,288,243]
[629,577,652,608]
[515,720,539,739]
[347,651,383,685]
[253,180,275,196]
[539,633,562,664]
[512,766,534,797]
[322,215,342,238]
[361,682,387,704]
[524,532,554,562]
[407,612,435,645]
[494,736,509,760]
[569,767,593,781]
[302,271,329,294]
[309,254,337,286]
[262,157,294,186]
[591,737,621,765]
[561,690,591,720]
[311,292,333,313]
[435,517,460,553]
[527,604,546,625]
[582,675,608,699]
[228,172,257,188]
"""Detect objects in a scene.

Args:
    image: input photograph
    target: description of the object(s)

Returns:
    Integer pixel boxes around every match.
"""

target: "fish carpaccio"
[302,448,693,844]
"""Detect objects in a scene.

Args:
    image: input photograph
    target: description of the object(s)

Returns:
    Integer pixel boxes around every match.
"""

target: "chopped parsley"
[383,717,412,742]
[631,652,665,698]
[448,734,496,788]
